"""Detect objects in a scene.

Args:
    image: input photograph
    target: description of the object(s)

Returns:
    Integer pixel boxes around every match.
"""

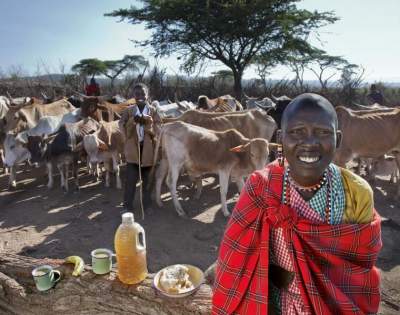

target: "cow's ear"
[98,139,109,151]
[229,142,250,153]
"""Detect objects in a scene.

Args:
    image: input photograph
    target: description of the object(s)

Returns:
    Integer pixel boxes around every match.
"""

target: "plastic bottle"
[114,212,148,284]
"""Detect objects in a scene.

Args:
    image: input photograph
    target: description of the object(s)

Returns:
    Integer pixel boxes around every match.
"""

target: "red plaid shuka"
[212,161,382,315]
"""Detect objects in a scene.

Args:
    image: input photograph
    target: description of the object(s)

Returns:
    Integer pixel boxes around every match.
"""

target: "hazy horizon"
[1,0,399,82]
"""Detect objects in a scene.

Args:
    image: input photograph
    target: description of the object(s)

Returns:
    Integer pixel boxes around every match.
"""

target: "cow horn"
[44,133,58,143]
[242,92,250,100]
[271,94,279,102]
[41,91,48,100]
[255,101,271,109]
[174,93,185,109]
[73,90,86,98]
[6,91,12,100]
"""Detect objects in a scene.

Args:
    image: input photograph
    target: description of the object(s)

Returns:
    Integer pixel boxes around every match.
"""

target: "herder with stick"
[119,83,161,217]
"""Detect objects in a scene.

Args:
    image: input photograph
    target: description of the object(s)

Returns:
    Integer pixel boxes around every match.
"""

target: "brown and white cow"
[79,120,125,188]
[153,121,277,217]
[0,98,75,134]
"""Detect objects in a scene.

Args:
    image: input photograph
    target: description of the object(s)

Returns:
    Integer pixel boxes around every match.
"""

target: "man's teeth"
[299,156,319,163]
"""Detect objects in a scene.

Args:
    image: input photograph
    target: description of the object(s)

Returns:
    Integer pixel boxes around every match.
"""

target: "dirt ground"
[0,164,399,314]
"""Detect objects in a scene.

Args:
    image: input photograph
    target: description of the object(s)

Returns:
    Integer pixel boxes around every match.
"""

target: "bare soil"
[0,164,399,314]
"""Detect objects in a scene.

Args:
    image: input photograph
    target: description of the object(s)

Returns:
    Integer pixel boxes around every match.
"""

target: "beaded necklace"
[287,168,328,192]
[284,167,333,224]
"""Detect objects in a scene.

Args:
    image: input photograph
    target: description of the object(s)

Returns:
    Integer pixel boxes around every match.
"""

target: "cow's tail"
[148,125,165,188]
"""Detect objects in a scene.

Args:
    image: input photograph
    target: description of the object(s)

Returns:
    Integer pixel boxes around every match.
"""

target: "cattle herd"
[0,92,399,217]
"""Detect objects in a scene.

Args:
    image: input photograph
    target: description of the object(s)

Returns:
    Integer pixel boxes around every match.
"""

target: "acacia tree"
[71,58,107,78]
[106,0,338,99]
[308,53,348,90]
[72,55,148,91]
[103,55,148,88]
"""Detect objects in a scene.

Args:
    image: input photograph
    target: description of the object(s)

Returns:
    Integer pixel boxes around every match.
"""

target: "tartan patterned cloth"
[212,160,382,315]
[271,164,345,314]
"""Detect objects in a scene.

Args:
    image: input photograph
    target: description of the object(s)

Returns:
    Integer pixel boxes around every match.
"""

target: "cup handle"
[51,270,61,283]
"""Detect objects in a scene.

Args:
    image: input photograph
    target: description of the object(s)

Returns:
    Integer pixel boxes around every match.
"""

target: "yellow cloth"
[340,167,374,224]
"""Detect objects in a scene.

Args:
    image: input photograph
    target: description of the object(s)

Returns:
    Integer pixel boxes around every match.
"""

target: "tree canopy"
[71,58,107,78]
[106,0,338,98]
[71,55,148,87]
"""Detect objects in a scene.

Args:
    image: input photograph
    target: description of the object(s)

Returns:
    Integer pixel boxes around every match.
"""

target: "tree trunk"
[232,70,243,101]
[0,254,212,315]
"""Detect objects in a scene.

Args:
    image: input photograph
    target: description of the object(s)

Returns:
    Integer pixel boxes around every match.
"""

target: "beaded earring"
[277,145,284,167]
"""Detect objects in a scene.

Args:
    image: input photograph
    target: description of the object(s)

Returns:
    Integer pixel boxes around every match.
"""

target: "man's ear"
[336,130,342,149]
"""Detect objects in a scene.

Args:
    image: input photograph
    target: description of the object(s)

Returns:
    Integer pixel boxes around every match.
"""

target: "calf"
[79,120,125,188]
[153,121,277,217]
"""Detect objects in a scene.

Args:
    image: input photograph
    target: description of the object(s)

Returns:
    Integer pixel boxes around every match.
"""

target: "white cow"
[154,100,197,118]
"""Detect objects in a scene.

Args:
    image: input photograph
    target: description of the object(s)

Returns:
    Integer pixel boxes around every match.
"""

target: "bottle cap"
[122,212,134,224]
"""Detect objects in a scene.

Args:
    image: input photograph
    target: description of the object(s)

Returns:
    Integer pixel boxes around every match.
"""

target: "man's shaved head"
[281,93,338,131]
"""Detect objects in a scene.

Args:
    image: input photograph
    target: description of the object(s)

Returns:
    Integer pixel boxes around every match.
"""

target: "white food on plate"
[159,264,194,294]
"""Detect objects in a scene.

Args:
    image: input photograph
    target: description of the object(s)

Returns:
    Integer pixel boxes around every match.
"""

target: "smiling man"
[212,93,382,314]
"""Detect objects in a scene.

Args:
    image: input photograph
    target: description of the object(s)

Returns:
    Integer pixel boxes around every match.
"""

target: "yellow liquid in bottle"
[114,223,148,284]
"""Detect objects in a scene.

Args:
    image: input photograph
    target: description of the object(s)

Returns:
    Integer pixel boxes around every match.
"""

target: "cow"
[153,121,277,217]
[162,109,277,141]
[2,109,83,187]
[349,102,392,111]
[0,97,10,172]
[334,106,400,196]
[15,109,82,144]
[198,95,243,112]
[3,132,31,188]
[243,95,276,110]
[0,98,75,134]
[154,100,197,118]
[80,96,135,122]
[26,118,101,191]
[369,153,400,183]
[78,120,125,188]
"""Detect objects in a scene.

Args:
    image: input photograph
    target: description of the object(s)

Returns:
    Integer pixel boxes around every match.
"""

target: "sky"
[0,0,399,82]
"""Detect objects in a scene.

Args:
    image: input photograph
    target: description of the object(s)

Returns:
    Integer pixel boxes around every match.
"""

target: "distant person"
[367,84,383,105]
[85,78,101,96]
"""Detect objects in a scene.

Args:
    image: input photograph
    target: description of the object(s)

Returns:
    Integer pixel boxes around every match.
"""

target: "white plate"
[153,264,204,298]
